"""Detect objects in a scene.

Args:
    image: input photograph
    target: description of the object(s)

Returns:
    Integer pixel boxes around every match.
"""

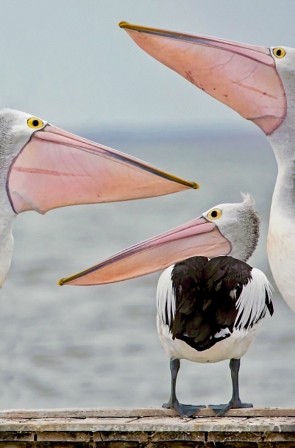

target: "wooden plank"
[0,409,293,446]
[0,432,34,442]
[0,417,137,432]
[0,407,295,419]
[94,431,150,443]
[35,431,92,442]
[0,416,293,434]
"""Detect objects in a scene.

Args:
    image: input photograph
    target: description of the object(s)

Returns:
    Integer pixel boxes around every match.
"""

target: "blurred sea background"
[1,0,295,410]
[3,127,295,410]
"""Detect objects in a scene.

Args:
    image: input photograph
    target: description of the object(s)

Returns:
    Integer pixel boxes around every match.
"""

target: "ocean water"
[1,126,294,410]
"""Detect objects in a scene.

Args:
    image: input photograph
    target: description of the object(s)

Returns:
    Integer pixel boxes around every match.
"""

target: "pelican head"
[1,108,197,215]
[59,194,259,286]
[119,22,295,137]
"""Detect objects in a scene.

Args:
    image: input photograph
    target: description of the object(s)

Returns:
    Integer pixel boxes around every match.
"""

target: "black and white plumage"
[157,256,273,416]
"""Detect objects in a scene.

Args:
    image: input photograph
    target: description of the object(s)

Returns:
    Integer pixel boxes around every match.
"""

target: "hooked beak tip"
[58,278,66,286]
[192,182,199,190]
[119,21,129,28]
[118,21,158,34]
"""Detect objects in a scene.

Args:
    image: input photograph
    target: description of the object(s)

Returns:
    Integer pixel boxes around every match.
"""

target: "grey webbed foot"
[209,358,253,416]
[163,358,205,417]
[163,398,205,417]
[209,399,253,416]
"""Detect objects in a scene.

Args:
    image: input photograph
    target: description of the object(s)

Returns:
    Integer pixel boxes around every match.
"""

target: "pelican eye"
[272,47,286,59]
[27,117,44,129]
[207,208,222,220]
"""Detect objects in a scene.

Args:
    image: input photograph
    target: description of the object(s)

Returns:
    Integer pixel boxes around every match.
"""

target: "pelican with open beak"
[119,22,295,315]
[119,22,286,135]
[59,195,273,416]
[59,194,258,286]
[0,108,197,285]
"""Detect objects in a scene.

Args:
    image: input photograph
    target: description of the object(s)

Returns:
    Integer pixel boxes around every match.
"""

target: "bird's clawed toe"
[162,399,205,417]
[209,400,253,416]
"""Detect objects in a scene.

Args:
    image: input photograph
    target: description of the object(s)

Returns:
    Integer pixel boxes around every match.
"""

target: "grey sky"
[1,0,295,130]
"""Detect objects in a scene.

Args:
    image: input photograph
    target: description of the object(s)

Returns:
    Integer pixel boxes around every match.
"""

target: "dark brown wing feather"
[170,256,254,351]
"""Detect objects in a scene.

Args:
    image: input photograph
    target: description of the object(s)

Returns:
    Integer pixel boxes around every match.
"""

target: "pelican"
[59,196,273,416]
[0,108,197,285]
[119,22,295,313]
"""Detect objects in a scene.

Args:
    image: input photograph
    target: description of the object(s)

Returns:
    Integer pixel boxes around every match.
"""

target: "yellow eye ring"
[272,47,286,59]
[207,208,222,220]
[27,117,44,129]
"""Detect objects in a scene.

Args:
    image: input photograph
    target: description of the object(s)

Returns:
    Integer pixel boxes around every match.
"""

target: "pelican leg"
[162,358,205,417]
[209,358,253,416]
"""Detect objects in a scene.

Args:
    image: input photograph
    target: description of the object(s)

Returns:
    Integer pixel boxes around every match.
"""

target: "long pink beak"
[119,22,286,135]
[8,125,198,214]
[58,217,231,286]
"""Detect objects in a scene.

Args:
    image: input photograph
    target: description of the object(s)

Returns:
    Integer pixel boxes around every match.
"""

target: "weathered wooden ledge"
[0,407,294,447]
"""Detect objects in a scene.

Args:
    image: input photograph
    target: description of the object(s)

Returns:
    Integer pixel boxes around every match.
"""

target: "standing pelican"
[0,108,197,285]
[59,195,273,416]
[119,23,295,313]
[157,255,272,416]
